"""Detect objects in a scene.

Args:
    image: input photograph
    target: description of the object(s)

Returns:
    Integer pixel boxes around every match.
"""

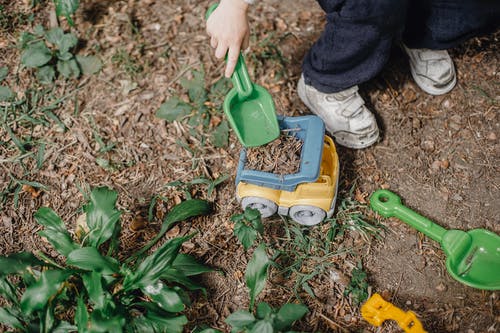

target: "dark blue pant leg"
[302,0,408,93]
[403,0,500,50]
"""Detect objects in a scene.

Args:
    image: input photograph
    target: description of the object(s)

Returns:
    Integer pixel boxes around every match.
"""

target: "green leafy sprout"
[20,25,102,83]
[344,262,369,306]
[0,186,212,332]
[231,207,264,250]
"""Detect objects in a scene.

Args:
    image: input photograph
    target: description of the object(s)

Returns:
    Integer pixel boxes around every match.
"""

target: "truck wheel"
[289,205,326,226]
[241,197,278,218]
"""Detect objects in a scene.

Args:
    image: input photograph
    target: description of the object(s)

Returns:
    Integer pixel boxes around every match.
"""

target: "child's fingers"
[242,33,250,50]
[215,42,227,59]
[210,36,217,49]
[225,46,240,78]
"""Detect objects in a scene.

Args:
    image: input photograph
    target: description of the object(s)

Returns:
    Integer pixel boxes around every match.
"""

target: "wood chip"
[244,132,303,175]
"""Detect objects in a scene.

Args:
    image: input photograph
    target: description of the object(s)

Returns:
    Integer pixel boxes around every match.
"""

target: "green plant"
[53,0,79,26]
[0,77,75,210]
[0,187,211,332]
[165,174,230,199]
[344,262,369,306]
[225,245,308,332]
[225,302,308,333]
[20,25,101,83]
[156,70,231,148]
[328,185,385,243]
[231,208,264,250]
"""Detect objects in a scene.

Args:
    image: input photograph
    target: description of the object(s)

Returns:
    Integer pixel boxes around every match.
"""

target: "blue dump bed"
[235,115,325,192]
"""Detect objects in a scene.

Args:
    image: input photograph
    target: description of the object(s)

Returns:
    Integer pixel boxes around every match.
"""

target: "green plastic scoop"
[206,4,280,147]
[370,189,500,290]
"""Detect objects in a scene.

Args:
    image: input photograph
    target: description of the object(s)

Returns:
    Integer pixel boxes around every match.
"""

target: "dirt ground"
[0,0,498,332]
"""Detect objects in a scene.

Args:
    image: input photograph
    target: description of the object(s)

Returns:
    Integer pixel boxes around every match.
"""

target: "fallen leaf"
[130,215,147,231]
[22,184,42,198]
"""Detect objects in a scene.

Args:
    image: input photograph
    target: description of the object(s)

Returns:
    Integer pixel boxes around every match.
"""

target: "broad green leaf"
[20,269,69,314]
[234,221,257,250]
[39,229,78,257]
[54,0,79,25]
[84,187,121,248]
[124,235,192,290]
[0,277,18,304]
[250,217,264,235]
[67,247,119,274]
[33,24,45,36]
[171,253,212,276]
[35,207,78,257]
[34,207,68,232]
[161,268,205,292]
[131,199,210,261]
[57,51,73,61]
[19,31,35,48]
[209,77,231,98]
[155,97,191,122]
[57,58,80,78]
[82,271,105,309]
[144,313,187,333]
[0,86,13,101]
[275,303,308,330]
[142,281,184,313]
[212,120,229,148]
[0,67,7,82]
[245,244,270,309]
[225,310,255,330]
[42,302,55,333]
[21,41,52,68]
[249,320,273,333]
[244,208,261,221]
[45,27,64,47]
[75,296,89,333]
[180,70,207,104]
[0,252,43,275]
[59,33,78,54]
[0,307,23,330]
[76,55,102,75]
[88,310,125,333]
[52,321,77,333]
[198,329,222,333]
[256,302,272,319]
[37,65,55,84]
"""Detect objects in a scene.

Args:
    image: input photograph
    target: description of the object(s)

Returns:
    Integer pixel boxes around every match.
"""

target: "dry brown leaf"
[22,184,42,198]
[130,215,147,232]
[354,188,367,204]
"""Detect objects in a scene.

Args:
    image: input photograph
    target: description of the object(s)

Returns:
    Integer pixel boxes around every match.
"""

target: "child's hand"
[206,0,250,78]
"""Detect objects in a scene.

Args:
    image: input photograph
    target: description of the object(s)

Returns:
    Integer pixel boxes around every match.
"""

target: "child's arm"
[206,0,251,78]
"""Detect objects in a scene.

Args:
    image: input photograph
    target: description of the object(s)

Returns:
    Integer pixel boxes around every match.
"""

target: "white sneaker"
[403,45,456,95]
[297,75,379,149]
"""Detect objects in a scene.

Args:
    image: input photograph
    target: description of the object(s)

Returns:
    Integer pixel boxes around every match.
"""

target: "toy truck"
[235,115,340,226]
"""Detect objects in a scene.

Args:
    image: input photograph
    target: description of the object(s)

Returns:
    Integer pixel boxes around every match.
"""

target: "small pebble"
[440,159,450,169]
[421,140,435,152]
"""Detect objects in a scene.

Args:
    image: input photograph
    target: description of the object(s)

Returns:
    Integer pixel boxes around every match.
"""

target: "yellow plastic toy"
[237,135,339,226]
[361,293,427,333]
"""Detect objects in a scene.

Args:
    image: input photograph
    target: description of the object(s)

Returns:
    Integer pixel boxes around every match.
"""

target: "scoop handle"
[206,3,253,99]
[370,190,447,243]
